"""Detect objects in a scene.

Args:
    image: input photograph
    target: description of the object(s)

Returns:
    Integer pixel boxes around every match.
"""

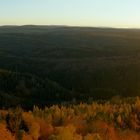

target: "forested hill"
[1,25,140,108]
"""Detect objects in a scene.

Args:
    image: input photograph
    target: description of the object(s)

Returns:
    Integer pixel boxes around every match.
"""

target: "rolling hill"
[0,25,140,108]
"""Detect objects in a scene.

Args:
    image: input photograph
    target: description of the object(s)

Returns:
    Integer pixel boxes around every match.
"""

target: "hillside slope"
[0,26,140,107]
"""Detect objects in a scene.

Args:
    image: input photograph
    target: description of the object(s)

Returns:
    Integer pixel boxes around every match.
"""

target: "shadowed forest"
[1,26,140,108]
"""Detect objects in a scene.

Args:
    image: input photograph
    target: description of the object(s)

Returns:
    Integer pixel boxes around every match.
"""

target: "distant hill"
[1,25,140,108]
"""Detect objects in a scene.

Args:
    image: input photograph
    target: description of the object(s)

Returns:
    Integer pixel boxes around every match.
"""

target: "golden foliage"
[84,133,102,140]
[0,97,140,140]
[56,124,76,140]
[29,121,40,140]
[37,118,54,139]
[22,134,33,140]
[0,123,15,140]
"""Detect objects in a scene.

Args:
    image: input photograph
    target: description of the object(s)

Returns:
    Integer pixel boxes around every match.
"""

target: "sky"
[0,0,140,28]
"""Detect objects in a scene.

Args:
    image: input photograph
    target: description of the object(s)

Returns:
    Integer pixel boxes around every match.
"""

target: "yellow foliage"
[120,130,140,140]
[22,134,33,140]
[0,123,15,140]
[84,133,102,140]
[0,97,140,140]
[73,134,82,140]
[22,112,34,126]
[135,98,140,112]
[29,121,40,140]
[56,124,76,140]
[37,118,54,139]
[130,114,140,130]
[117,115,122,126]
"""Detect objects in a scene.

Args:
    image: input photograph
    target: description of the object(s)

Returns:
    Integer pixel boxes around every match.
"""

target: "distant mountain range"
[0,25,140,108]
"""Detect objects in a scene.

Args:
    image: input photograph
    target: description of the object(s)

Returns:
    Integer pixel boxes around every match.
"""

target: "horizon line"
[0,24,140,30]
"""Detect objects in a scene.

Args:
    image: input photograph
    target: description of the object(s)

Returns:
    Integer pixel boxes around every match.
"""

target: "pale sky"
[0,0,140,28]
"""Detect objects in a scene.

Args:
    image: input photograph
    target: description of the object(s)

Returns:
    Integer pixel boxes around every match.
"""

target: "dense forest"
[1,26,140,139]
[1,26,140,108]
[0,97,140,140]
